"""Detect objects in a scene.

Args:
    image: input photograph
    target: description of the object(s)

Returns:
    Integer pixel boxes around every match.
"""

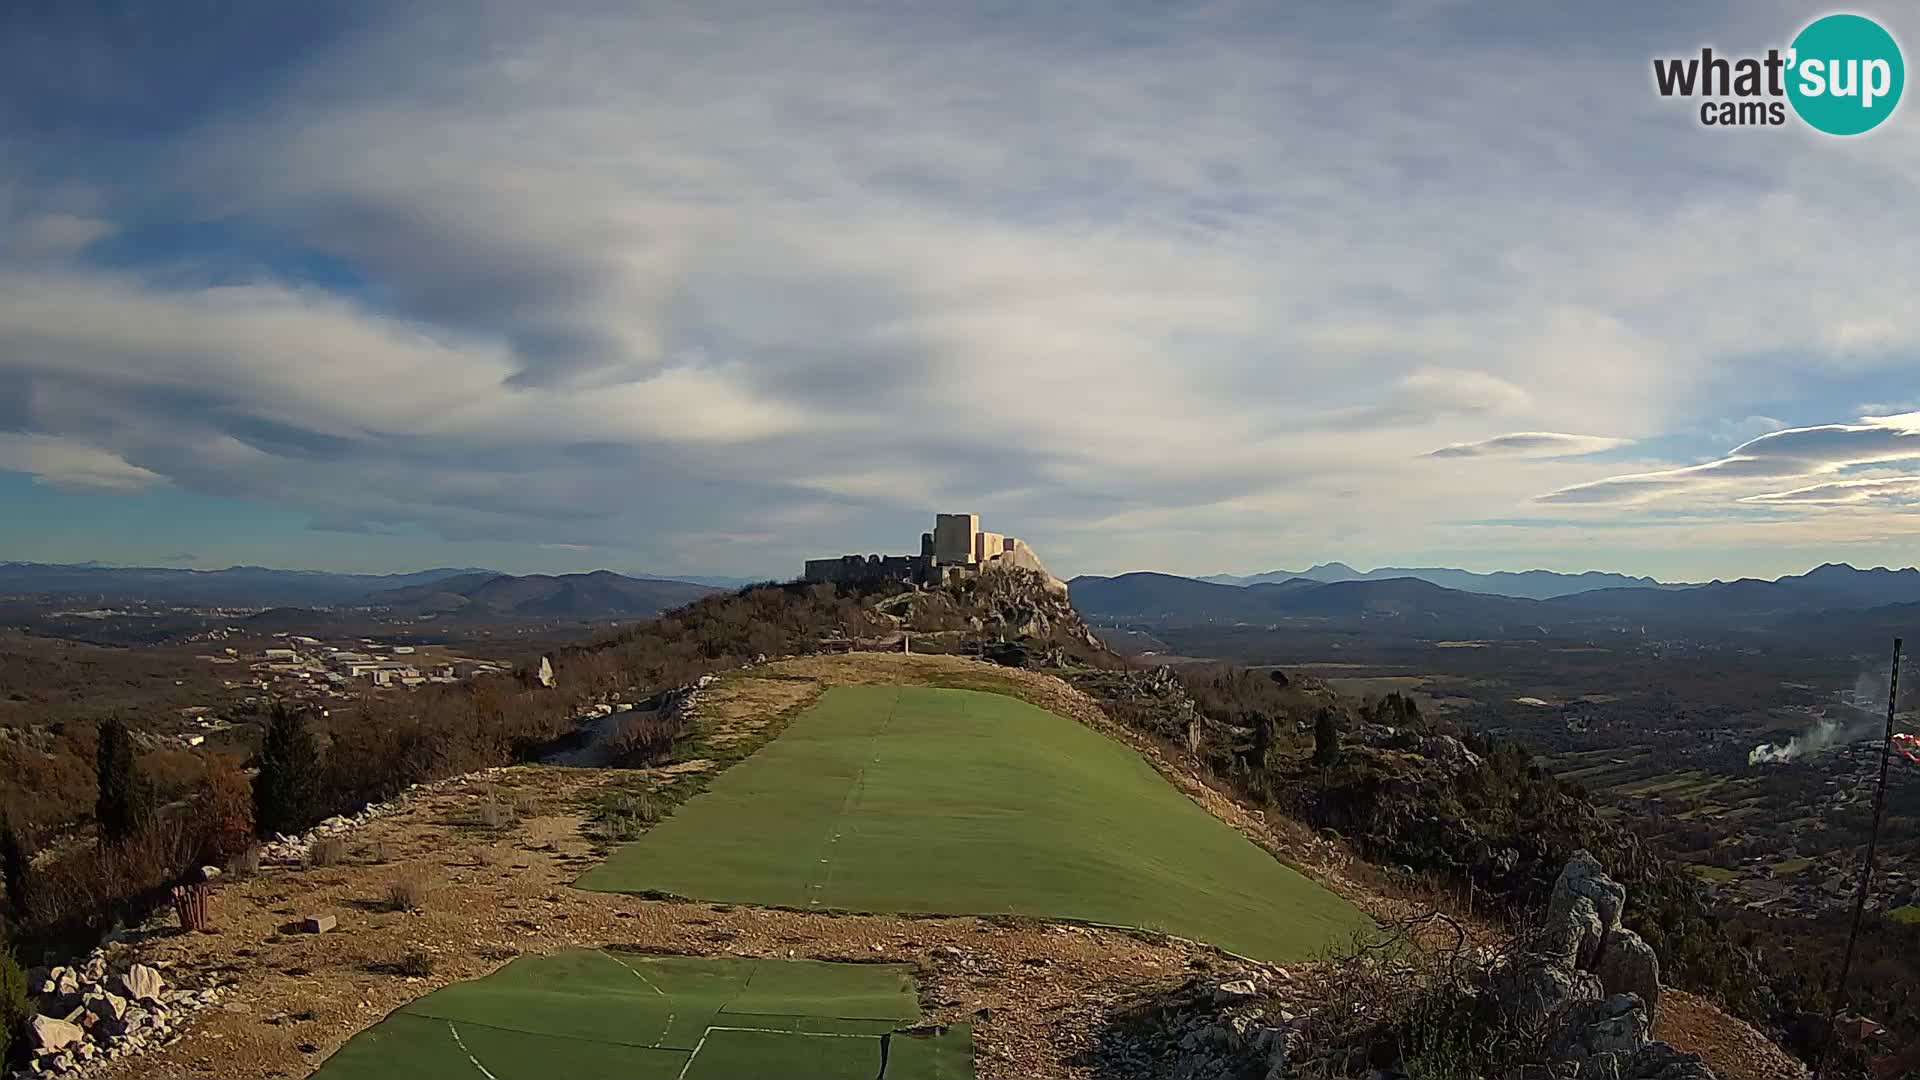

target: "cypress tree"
[0,817,26,924]
[254,704,323,838]
[1313,708,1341,767]
[95,718,147,845]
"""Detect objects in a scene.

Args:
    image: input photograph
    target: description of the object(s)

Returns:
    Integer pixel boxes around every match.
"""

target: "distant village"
[197,633,508,697]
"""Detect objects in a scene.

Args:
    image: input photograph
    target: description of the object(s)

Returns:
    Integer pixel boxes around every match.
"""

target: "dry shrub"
[387,876,429,912]
[607,712,678,768]
[396,950,435,977]
[226,844,262,878]
[592,791,658,842]
[1290,914,1534,1080]
[364,841,393,864]
[22,817,201,936]
[512,793,540,818]
[473,802,515,829]
[196,754,255,863]
[307,837,348,867]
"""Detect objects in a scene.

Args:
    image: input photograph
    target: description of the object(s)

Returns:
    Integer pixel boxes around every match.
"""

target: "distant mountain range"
[0,562,499,607]
[1200,562,1683,600]
[365,571,717,617]
[1072,562,1920,634]
[0,561,721,614]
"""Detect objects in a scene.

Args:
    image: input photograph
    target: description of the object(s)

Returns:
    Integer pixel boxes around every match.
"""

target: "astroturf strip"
[446,1022,502,1080]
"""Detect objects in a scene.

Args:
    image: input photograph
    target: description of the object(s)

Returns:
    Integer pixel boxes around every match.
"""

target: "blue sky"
[2,1,1917,582]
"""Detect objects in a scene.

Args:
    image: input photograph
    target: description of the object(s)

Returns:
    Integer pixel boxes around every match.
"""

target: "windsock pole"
[1814,637,1902,1080]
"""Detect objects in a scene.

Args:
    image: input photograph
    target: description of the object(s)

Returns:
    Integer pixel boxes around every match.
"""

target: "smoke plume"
[1748,670,1899,766]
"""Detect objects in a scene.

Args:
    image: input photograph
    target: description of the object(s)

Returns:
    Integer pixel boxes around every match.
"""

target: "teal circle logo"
[1787,14,1904,135]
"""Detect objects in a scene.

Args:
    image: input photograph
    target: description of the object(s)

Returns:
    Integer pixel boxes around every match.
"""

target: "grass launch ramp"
[310,951,972,1079]
[580,684,1369,962]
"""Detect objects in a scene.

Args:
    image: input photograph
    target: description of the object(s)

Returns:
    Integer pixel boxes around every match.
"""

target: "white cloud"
[1539,413,1920,508]
[1427,432,1632,459]
[0,433,163,491]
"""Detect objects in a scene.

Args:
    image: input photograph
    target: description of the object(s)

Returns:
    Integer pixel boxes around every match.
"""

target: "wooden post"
[173,882,212,932]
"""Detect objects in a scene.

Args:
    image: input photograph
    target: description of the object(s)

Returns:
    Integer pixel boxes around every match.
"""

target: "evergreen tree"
[0,933,26,1068]
[1313,708,1341,767]
[95,717,148,845]
[254,704,323,838]
[0,817,26,924]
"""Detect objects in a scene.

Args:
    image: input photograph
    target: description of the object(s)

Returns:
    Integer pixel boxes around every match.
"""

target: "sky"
[2,1,1918,584]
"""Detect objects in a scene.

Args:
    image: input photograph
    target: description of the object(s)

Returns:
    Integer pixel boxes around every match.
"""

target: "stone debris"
[300,914,337,934]
[12,949,231,1080]
[259,766,512,863]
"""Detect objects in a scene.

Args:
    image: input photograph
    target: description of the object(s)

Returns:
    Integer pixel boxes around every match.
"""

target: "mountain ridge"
[1074,561,1920,630]
[365,569,718,617]
[1200,562,1686,599]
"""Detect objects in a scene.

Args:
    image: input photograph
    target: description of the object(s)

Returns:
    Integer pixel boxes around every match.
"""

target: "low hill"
[365,569,718,617]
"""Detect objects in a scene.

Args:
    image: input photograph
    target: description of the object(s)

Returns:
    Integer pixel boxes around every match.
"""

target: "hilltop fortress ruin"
[804,513,1062,591]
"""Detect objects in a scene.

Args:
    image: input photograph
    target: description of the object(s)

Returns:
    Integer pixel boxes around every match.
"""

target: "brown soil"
[81,652,1796,1079]
[1657,989,1810,1080]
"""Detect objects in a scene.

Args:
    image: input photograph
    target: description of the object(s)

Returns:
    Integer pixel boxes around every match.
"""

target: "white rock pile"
[10,953,229,1080]
[259,766,513,863]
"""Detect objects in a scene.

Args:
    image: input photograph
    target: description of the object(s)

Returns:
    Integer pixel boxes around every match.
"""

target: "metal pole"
[1813,637,1902,1080]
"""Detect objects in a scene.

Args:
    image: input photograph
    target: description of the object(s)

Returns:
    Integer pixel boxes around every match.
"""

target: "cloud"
[1739,476,1920,506]
[1427,432,1631,459]
[4,214,114,260]
[1539,413,1920,507]
[0,433,164,491]
[3,4,1920,577]
[538,543,595,552]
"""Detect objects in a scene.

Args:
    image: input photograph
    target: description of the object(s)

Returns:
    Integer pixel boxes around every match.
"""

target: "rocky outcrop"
[1130,855,1717,1080]
[1497,851,1705,1080]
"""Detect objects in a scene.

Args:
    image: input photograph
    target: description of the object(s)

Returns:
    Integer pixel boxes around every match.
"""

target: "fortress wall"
[934,513,979,564]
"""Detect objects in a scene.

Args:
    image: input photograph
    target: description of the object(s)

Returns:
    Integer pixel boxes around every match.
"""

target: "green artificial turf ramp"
[681,1029,882,1080]
[578,685,1370,962]
[887,1025,977,1080]
[309,952,963,1079]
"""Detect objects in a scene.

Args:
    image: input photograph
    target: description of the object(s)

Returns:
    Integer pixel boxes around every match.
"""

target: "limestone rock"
[1622,1043,1716,1080]
[1501,956,1603,1031]
[1542,851,1624,970]
[1594,928,1661,1022]
[119,963,165,1005]
[1210,978,1259,1004]
[1550,994,1651,1062]
[535,655,556,689]
[83,990,129,1026]
[30,1014,86,1053]
[302,914,338,934]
